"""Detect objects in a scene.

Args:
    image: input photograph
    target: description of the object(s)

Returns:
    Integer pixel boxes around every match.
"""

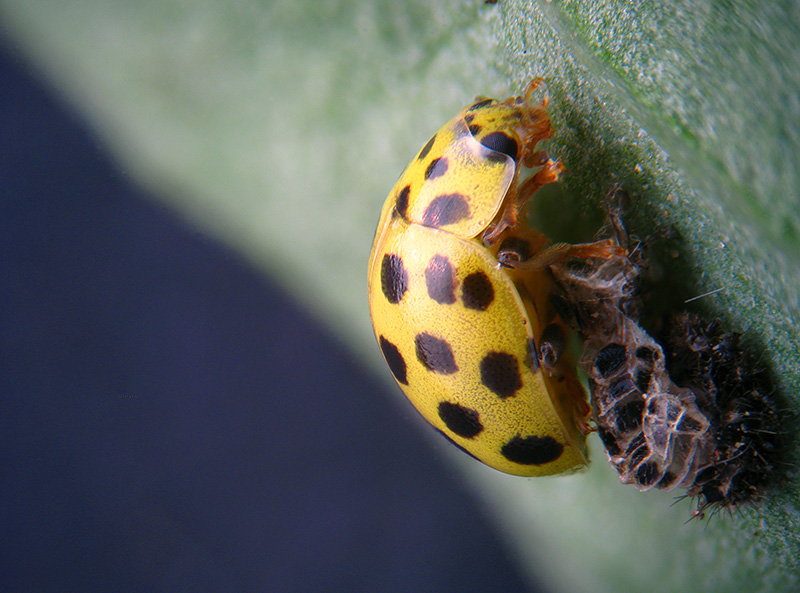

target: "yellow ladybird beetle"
[368,80,618,476]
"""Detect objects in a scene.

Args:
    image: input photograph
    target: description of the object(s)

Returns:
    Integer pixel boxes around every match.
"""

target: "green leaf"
[2,0,798,591]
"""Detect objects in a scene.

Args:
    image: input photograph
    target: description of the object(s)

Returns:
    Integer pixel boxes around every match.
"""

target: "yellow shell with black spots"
[367,84,589,476]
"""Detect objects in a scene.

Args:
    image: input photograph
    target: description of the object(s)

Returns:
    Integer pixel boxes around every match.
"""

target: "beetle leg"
[499,239,626,269]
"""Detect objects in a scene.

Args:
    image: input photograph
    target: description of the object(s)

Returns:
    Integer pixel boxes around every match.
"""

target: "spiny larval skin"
[552,220,782,514]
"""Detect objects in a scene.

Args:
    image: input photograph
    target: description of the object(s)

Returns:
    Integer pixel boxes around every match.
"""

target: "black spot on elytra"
[422,193,470,228]
[379,336,407,385]
[424,157,449,180]
[501,435,564,465]
[595,343,627,377]
[480,131,518,163]
[380,253,408,304]
[438,401,483,438]
[425,254,457,304]
[539,323,566,369]
[415,333,458,374]
[480,352,522,398]
[418,134,436,160]
[395,185,410,218]
[468,123,482,137]
[461,272,494,311]
[468,99,494,111]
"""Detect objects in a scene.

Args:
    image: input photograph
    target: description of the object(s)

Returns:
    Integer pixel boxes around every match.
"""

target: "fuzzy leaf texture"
[1,1,798,592]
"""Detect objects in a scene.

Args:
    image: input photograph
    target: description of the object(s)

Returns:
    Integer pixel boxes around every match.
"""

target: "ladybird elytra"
[368,81,595,476]
[370,218,588,475]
